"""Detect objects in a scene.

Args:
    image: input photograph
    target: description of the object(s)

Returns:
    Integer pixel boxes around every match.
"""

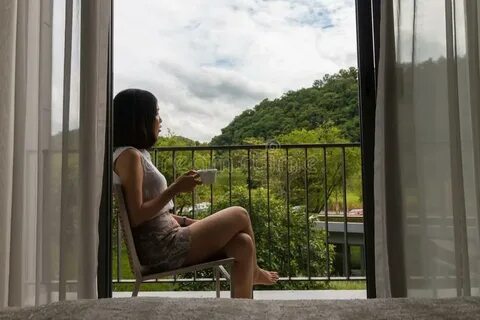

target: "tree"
[210,67,359,145]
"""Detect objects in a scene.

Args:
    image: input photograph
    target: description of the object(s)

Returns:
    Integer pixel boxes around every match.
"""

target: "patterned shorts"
[132,214,191,271]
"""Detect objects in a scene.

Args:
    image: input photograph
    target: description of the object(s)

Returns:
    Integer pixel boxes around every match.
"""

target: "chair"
[113,184,235,298]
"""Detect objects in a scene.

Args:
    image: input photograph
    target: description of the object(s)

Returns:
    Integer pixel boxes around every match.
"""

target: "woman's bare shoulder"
[115,148,142,175]
[117,148,141,161]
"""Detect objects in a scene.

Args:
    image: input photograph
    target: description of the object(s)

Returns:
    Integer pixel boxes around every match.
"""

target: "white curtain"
[0,0,111,307]
[375,0,480,298]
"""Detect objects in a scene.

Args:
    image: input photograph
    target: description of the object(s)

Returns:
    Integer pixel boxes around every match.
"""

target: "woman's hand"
[171,170,202,194]
[172,214,199,227]
[184,217,198,226]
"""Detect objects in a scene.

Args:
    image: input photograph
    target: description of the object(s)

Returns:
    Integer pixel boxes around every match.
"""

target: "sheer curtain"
[0,0,110,307]
[375,0,480,297]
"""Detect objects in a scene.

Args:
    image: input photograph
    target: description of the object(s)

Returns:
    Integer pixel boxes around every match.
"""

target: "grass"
[325,281,366,290]
[346,191,363,210]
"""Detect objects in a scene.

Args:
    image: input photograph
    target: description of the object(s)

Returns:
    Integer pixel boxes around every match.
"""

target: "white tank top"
[113,147,174,215]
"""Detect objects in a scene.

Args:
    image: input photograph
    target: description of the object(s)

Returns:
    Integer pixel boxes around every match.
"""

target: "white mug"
[197,169,217,185]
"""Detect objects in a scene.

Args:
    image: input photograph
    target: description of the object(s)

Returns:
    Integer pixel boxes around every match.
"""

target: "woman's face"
[153,106,162,139]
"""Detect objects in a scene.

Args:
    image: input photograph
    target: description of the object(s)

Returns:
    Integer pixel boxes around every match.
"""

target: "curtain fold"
[0,0,111,307]
[0,0,18,308]
[375,0,480,298]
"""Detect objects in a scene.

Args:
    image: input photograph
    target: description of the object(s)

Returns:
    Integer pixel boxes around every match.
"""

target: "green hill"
[154,133,203,147]
[210,67,359,145]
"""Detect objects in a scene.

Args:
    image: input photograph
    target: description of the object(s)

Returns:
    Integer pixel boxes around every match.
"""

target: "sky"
[114,0,358,142]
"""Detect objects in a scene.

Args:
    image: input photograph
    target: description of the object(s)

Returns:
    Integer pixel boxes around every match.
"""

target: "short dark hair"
[113,88,158,149]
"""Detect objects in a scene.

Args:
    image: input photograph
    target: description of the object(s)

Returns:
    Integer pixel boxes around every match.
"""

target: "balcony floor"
[113,290,366,300]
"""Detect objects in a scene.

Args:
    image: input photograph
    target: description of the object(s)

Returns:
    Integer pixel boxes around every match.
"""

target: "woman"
[113,88,278,298]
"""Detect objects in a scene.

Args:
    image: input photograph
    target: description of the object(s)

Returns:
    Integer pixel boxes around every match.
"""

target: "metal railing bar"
[266,148,272,269]
[172,151,176,212]
[209,149,213,280]
[323,147,330,280]
[150,143,360,152]
[247,149,252,215]
[228,149,232,206]
[304,148,311,280]
[191,149,196,282]
[116,208,121,282]
[286,148,291,280]
[210,149,214,215]
[342,146,350,279]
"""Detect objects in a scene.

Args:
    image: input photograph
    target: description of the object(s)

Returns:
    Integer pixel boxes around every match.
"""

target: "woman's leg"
[223,232,254,298]
[184,206,252,264]
[184,206,278,295]
[230,208,279,285]
[183,206,254,298]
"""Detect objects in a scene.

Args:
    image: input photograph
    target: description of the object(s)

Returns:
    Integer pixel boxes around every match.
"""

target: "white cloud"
[114,0,358,142]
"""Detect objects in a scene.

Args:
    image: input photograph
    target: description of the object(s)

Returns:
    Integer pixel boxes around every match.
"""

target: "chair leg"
[215,267,220,298]
[218,265,230,280]
[229,269,234,299]
[132,279,141,297]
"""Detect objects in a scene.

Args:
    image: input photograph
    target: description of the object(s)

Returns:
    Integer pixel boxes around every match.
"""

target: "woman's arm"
[115,149,199,227]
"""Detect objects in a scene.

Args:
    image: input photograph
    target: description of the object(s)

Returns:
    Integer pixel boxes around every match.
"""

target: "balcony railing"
[112,143,364,288]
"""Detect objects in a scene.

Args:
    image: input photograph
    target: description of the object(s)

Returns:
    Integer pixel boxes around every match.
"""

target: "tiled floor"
[113,290,366,300]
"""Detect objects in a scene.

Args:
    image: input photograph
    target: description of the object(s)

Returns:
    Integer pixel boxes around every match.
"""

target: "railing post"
[191,149,196,282]
[247,148,252,215]
[323,146,330,280]
[342,147,350,279]
[172,151,176,212]
[304,148,311,280]
[191,149,196,220]
[286,148,291,280]
[266,147,272,269]
[116,209,121,283]
[210,150,214,215]
[228,149,232,206]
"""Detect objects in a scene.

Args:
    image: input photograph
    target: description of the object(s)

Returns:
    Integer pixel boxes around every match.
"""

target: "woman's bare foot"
[253,267,279,285]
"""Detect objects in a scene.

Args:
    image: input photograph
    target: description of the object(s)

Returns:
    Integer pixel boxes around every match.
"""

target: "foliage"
[274,124,363,211]
[175,186,336,291]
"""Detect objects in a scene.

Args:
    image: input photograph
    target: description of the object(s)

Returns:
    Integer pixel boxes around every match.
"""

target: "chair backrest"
[113,184,144,279]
